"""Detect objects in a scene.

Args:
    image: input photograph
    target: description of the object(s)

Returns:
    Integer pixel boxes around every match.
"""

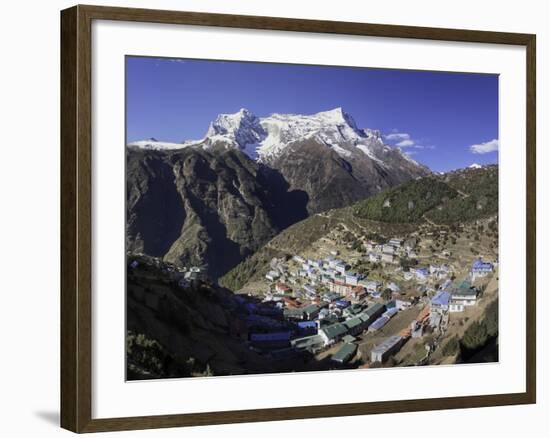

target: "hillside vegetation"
[352,177,457,223]
[426,165,498,223]
[352,165,497,225]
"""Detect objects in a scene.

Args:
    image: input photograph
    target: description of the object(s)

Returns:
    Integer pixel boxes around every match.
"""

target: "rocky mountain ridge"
[127,108,431,279]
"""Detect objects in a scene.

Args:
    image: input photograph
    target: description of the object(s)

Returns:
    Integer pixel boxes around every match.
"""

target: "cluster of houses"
[231,292,399,363]
[265,236,422,300]
[368,258,496,365]
[238,270,417,362]
[265,238,425,303]
[250,289,419,366]
[265,254,379,305]
[431,258,494,314]
[402,263,453,283]
[245,237,496,368]
[365,237,418,264]
[287,301,404,363]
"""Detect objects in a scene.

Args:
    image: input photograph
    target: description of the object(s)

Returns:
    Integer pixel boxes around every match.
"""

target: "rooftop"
[371,335,403,354]
[303,303,321,314]
[343,316,363,330]
[332,342,357,362]
[472,259,493,269]
[250,332,291,342]
[363,303,386,318]
[431,291,450,306]
[321,323,348,340]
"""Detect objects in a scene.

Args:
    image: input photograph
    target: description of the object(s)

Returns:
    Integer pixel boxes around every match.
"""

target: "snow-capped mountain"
[127,137,187,151]
[126,107,432,278]
[128,107,417,167]
[128,107,430,214]
[469,163,482,169]
[202,108,266,157]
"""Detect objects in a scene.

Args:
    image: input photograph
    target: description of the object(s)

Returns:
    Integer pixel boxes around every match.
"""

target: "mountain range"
[127,108,430,279]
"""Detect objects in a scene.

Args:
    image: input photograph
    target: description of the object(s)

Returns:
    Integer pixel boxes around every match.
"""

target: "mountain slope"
[129,107,430,214]
[220,165,498,290]
[425,165,498,223]
[352,177,458,223]
[268,136,430,213]
[127,146,308,279]
[127,256,294,378]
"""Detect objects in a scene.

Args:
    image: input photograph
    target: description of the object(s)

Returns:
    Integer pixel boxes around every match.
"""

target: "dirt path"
[455,188,470,198]
[422,214,437,226]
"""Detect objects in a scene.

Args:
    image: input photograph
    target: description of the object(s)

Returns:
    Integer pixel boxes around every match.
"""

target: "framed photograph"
[60,4,536,433]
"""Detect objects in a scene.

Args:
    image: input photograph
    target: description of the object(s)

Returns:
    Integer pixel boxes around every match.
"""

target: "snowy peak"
[262,107,362,140]
[254,107,372,161]
[128,138,188,150]
[127,107,423,171]
[312,107,358,129]
[205,108,266,149]
[469,163,482,169]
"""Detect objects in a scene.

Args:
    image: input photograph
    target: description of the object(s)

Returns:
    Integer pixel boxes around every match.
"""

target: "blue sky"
[126,56,499,172]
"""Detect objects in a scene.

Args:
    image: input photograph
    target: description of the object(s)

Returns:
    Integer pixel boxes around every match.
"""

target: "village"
[127,216,498,372]
[236,220,499,369]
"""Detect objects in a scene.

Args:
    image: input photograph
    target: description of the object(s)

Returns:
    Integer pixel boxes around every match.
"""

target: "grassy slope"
[352,177,457,223]
[425,165,498,223]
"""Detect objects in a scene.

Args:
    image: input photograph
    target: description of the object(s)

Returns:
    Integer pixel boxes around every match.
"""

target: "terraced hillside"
[220,165,498,291]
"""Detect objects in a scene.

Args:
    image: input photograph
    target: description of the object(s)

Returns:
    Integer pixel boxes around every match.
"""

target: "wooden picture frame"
[60,4,536,433]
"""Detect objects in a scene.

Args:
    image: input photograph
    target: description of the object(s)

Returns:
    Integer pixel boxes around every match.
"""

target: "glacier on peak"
[205,108,267,150]
[128,107,410,165]
[127,138,190,150]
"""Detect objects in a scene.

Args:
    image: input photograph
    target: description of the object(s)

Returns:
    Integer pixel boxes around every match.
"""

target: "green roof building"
[332,343,358,364]
[303,303,321,320]
[320,323,348,345]
[283,308,305,320]
[343,316,364,335]
[359,303,386,329]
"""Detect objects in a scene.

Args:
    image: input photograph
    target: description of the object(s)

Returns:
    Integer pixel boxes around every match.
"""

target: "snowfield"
[127,107,419,166]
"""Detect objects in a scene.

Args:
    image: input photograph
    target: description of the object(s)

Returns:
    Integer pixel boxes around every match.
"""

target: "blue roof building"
[369,315,390,331]
[414,268,429,277]
[297,321,317,329]
[250,331,292,349]
[371,335,404,363]
[335,299,351,308]
[296,320,318,336]
[383,307,399,318]
[431,291,450,310]
[472,259,494,273]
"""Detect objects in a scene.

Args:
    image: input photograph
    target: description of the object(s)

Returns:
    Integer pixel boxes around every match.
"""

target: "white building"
[266,270,280,281]
[381,253,395,264]
[345,273,359,286]
[449,283,478,312]
[335,262,347,274]
[369,253,381,263]
[371,335,404,363]
[388,238,403,248]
